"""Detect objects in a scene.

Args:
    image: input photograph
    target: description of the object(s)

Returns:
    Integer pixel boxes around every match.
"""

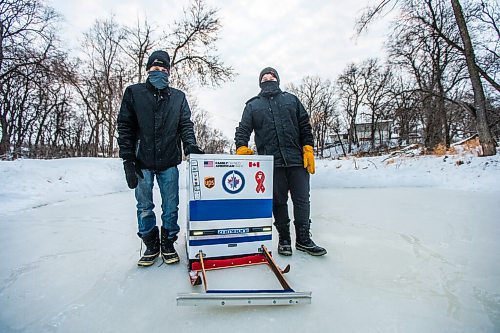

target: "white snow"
[0,149,499,332]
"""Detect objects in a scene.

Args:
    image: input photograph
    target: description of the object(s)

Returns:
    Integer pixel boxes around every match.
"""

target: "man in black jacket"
[117,50,203,267]
[235,67,326,256]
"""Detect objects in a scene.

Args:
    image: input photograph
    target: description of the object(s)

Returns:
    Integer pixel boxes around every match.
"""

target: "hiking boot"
[138,226,160,266]
[295,223,327,256]
[161,227,180,264]
[278,239,293,256]
[274,220,292,256]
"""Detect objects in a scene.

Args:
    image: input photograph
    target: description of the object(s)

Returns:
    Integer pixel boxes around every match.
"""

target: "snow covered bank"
[1,152,499,213]
[0,158,125,213]
[313,152,500,192]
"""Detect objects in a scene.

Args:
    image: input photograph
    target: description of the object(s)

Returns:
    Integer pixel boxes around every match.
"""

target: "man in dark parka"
[234,67,326,256]
[117,50,203,266]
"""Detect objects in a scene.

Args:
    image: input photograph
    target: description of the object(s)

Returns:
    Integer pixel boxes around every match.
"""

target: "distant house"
[355,120,392,145]
[327,120,394,152]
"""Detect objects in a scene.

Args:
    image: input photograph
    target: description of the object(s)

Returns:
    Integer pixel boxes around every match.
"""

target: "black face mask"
[259,81,281,97]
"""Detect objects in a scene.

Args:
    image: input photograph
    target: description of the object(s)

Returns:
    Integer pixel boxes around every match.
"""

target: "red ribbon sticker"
[255,171,265,193]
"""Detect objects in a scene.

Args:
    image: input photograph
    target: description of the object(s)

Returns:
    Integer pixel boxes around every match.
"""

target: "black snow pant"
[272,166,310,230]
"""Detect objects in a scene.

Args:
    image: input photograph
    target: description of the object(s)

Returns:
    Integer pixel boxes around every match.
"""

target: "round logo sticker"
[204,176,215,189]
[222,170,245,194]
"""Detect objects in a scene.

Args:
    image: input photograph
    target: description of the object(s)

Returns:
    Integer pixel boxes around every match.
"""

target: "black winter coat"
[117,81,197,171]
[234,91,314,167]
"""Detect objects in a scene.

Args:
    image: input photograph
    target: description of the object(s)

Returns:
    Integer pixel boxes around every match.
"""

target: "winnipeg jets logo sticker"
[222,170,245,194]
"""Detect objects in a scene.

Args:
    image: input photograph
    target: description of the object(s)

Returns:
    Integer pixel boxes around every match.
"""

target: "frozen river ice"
[0,186,498,332]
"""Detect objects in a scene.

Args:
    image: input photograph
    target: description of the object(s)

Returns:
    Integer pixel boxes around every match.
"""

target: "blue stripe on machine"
[189,234,272,246]
[189,199,272,221]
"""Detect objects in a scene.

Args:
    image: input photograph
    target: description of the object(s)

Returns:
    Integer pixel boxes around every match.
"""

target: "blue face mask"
[148,70,169,90]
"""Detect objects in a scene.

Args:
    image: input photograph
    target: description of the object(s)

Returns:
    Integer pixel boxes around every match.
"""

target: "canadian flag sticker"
[249,161,260,167]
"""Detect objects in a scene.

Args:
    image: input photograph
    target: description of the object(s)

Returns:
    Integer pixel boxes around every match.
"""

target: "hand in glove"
[123,160,144,189]
[303,145,315,174]
[236,146,254,155]
[185,144,205,155]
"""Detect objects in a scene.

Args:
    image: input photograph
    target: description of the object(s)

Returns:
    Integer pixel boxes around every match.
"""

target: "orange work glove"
[303,145,315,174]
[236,146,254,155]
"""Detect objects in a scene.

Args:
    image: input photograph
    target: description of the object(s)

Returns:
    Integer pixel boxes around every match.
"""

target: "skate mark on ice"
[399,233,465,319]
[473,287,500,329]
[440,271,463,319]
[0,250,92,294]
[44,303,86,332]
[0,262,39,295]
[400,234,450,264]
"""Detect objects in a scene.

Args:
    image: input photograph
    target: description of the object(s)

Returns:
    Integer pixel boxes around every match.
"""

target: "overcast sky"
[48,0,393,142]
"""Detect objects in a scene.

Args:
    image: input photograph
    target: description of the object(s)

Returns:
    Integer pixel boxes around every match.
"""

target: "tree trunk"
[370,113,376,150]
[450,0,496,156]
[336,131,347,157]
[0,113,9,158]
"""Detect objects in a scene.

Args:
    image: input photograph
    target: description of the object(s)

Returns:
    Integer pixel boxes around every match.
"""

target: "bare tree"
[165,0,235,88]
[287,76,337,157]
[190,99,229,154]
[121,18,157,83]
[386,2,467,150]
[450,0,496,155]
[336,63,368,153]
[316,85,337,157]
[360,58,394,150]
[356,0,498,155]
[388,74,421,145]
[467,1,499,92]
[0,0,60,157]
[1,0,235,159]
[71,15,129,157]
[415,0,499,93]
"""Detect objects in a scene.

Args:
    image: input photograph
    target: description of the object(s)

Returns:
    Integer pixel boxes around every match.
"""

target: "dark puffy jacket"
[117,81,197,171]
[235,91,313,167]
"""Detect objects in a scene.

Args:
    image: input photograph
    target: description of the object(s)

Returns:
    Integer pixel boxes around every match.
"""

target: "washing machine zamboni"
[176,154,311,306]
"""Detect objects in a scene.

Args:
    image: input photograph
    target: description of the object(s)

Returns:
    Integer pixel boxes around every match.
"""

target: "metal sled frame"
[177,245,312,306]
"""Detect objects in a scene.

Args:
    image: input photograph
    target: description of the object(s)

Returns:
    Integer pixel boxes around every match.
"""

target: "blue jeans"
[135,167,180,239]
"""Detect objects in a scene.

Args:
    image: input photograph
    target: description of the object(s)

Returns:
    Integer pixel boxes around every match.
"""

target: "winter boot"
[161,227,180,264]
[295,223,327,256]
[274,220,292,256]
[138,226,160,267]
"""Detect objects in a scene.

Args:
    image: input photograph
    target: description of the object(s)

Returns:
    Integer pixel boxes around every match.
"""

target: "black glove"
[123,160,144,189]
[185,144,205,155]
